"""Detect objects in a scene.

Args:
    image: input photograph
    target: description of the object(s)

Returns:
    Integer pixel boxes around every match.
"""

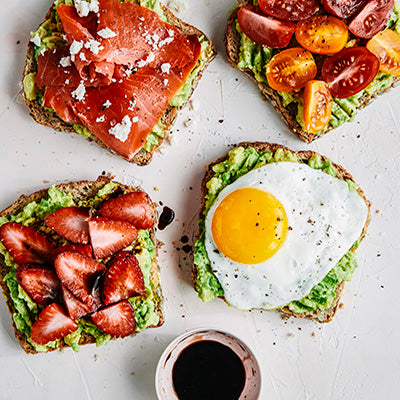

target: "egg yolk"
[211,188,288,264]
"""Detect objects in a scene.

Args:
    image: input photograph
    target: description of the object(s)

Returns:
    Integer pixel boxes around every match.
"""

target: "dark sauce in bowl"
[172,340,246,400]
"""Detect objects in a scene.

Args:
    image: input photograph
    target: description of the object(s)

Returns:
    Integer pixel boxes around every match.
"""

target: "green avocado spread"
[235,0,400,135]
[193,146,360,313]
[0,182,159,352]
[24,0,212,153]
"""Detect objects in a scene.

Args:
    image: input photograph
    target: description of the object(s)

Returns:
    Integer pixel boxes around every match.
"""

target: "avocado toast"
[23,0,216,165]
[0,176,163,353]
[225,0,400,143]
[193,142,370,323]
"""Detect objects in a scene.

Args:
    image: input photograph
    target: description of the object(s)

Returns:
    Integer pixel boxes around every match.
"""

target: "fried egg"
[204,162,369,310]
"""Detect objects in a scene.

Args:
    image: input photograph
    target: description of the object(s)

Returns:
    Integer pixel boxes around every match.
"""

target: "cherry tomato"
[266,47,317,92]
[258,0,319,22]
[238,5,296,48]
[296,15,348,55]
[348,0,394,39]
[367,29,400,75]
[322,0,368,19]
[321,47,380,98]
[303,80,333,134]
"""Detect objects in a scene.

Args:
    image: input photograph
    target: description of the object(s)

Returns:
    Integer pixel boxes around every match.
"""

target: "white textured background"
[0,1,400,399]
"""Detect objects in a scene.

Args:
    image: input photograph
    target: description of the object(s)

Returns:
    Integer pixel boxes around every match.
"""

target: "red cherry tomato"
[296,15,349,55]
[266,47,317,91]
[348,0,394,39]
[238,5,296,48]
[303,80,333,134]
[322,0,368,19]
[258,0,320,22]
[321,47,380,98]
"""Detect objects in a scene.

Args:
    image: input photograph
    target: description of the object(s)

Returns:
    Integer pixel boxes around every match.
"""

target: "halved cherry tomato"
[321,47,380,98]
[367,29,400,75]
[296,15,348,55]
[348,0,394,39]
[258,0,319,22]
[322,0,368,19]
[238,6,296,48]
[266,47,317,92]
[303,80,333,134]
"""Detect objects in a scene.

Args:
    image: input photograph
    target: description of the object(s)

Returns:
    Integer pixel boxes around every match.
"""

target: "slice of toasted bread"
[0,176,163,353]
[225,1,400,143]
[23,1,216,166]
[193,142,371,323]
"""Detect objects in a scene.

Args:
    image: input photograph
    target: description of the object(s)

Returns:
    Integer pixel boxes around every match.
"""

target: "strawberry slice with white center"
[45,206,91,244]
[99,192,154,229]
[88,217,138,260]
[103,251,145,305]
[54,251,106,309]
[0,222,56,265]
[51,244,93,260]
[30,303,79,345]
[61,285,94,320]
[16,266,61,306]
[91,300,136,338]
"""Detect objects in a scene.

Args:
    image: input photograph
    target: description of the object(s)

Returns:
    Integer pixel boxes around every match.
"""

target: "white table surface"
[1,1,400,399]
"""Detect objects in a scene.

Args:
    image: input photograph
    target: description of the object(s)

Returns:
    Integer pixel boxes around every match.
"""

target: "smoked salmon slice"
[35,0,202,160]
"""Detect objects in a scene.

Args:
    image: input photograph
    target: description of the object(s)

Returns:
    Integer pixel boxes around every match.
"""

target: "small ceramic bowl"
[155,328,261,400]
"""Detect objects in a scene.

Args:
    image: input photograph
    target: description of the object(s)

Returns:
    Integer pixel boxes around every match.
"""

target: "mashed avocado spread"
[0,182,159,352]
[193,146,360,313]
[235,0,400,135]
[23,0,213,153]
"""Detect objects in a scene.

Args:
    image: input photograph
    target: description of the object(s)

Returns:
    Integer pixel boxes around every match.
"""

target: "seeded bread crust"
[23,2,216,166]
[0,176,163,354]
[193,142,371,323]
[225,1,400,143]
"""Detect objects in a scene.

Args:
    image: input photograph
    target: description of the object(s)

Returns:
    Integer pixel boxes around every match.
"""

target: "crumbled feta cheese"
[168,29,175,37]
[98,27,117,39]
[108,115,132,142]
[30,32,41,47]
[136,52,155,68]
[103,100,112,109]
[163,79,169,86]
[139,17,145,21]
[59,56,71,67]
[84,39,103,55]
[71,81,86,101]
[158,36,174,48]
[65,79,70,85]
[70,40,83,61]
[74,0,99,17]
[79,52,87,61]
[132,116,139,123]
[161,63,171,74]
[96,115,105,122]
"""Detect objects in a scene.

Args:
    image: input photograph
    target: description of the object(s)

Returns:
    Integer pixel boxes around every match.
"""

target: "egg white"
[204,162,369,310]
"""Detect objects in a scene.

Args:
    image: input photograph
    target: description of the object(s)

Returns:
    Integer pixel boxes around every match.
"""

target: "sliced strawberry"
[51,244,93,259]
[16,266,60,306]
[88,217,138,260]
[91,300,136,338]
[30,303,79,345]
[103,251,145,305]
[54,251,105,309]
[0,222,55,265]
[99,192,154,229]
[61,285,94,320]
[45,206,91,244]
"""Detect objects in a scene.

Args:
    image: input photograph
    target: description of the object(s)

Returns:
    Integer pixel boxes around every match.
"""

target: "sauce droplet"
[172,340,245,400]
[158,206,175,230]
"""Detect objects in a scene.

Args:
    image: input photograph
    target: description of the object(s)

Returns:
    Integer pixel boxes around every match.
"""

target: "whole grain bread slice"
[0,176,163,354]
[193,142,371,323]
[23,1,216,166]
[225,1,400,143]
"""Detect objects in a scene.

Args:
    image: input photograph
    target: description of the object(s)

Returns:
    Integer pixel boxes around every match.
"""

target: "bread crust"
[23,1,216,165]
[225,2,400,143]
[193,142,371,323]
[0,176,163,354]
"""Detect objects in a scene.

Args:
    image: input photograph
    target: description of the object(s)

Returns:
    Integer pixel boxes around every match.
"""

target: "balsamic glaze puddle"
[158,206,175,230]
[172,340,245,400]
